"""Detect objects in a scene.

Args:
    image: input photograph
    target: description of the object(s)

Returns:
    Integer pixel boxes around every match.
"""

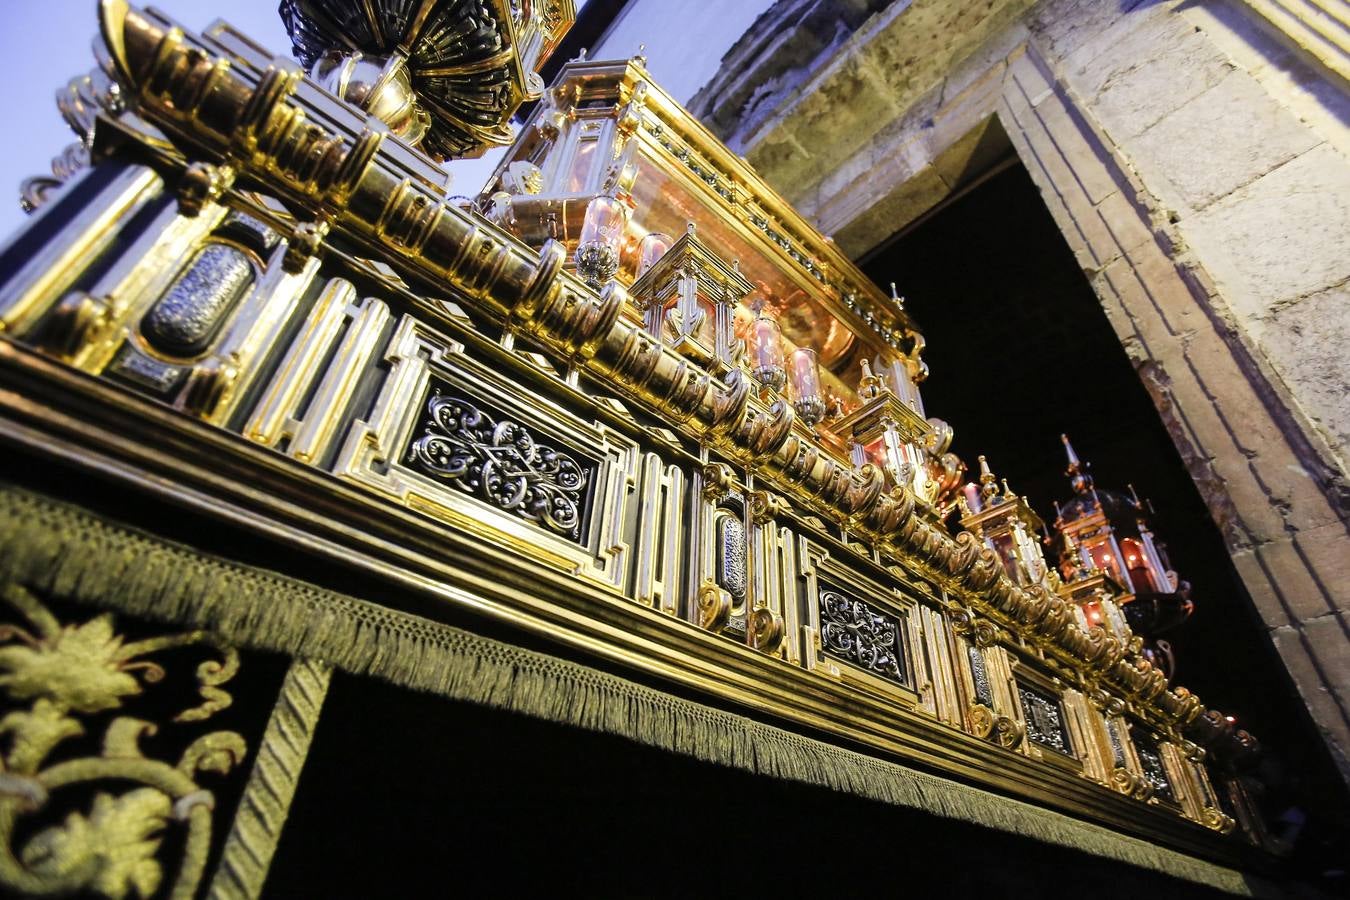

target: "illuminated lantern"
[1052,435,1193,678]
[957,456,1051,588]
[575,194,628,287]
[636,231,673,278]
[629,224,751,372]
[789,347,825,426]
[748,312,787,392]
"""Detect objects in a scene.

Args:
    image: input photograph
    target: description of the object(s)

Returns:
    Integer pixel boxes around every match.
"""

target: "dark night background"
[861,162,1349,883]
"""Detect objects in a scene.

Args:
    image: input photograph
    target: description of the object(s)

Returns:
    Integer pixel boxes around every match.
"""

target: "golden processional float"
[0,0,1279,894]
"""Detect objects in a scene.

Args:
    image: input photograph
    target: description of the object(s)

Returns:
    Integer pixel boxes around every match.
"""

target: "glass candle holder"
[789,347,825,426]
[575,195,627,287]
[749,313,786,392]
[635,232,673,279]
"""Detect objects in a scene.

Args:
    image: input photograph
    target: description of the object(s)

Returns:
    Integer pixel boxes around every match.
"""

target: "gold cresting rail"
[93,0,1248,755]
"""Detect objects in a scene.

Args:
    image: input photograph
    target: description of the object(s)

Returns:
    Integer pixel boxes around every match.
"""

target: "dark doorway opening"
[859,160,1348,884]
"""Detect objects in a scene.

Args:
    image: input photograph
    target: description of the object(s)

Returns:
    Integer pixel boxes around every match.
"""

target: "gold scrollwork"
[951,609,999,647]
[969,702,996,740]
[748,608,785,656]
[0,584,247,899]
[701,463,737,502]
[697,580,732,634]
[1203,808,1236,835]
[1111,766,1154,801]
[995,714,1025,750]
[972,700,1024,749]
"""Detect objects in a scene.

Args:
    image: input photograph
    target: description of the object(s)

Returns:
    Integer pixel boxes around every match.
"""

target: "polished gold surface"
[0,0,1278,885]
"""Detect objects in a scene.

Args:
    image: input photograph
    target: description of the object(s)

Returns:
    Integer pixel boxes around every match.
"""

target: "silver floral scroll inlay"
[1134,735,1174,801]
[716,513,747,601]
[142,243,253,356]
[1017,684,1071,755]
[407,392,591,539]
[819,589,906,685]
[967,644,993,707]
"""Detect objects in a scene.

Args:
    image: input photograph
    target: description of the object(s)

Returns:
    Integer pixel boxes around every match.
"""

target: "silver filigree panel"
[1018,684,1071,755]
[1134,733,1174,801]
[1107,718,1128,768]
[819,588,906,686]
[407,392,593,540]
[967,644,993,707]
[716,513,747,601]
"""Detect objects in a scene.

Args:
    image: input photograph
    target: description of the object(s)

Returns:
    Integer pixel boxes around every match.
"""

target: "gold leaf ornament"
[0,699,84,775]
[21,788,171,899]
[0,614,146,714]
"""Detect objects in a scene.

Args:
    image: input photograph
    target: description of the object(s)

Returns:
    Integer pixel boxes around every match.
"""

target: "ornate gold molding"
[84,0,1231,744]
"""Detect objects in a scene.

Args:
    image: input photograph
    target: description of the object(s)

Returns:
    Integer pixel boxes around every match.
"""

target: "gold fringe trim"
[0,486,1263,896]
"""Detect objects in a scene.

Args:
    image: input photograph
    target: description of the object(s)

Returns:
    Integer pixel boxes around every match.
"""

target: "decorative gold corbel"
[180,353,241,419]
[36,291,111,360]
[1111,767,1154,801]
[749,607,785,655]
[748,490,789,524]
[701,463,737,502]
[994,714,1026,749]
[283,219,330,274]
[1203,808,1236,835]
[697,580,732,633]
[176,160,236,217]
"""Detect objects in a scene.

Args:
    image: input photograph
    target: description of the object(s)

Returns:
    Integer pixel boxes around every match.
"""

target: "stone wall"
[696,0,1350,779]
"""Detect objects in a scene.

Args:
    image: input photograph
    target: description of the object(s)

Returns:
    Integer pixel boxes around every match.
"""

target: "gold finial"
[1061,433,1093,494]
[977,455,1000,504]
[576,47,588,61]
[859,358,885,400]
[890,281,905,311]
[686,221,696,236]
[634,43,648,66]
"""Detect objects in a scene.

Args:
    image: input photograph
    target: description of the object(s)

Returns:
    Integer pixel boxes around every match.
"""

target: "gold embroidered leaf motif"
[0,615,143,713]
[21,788,170,900]
[0,699,83,774]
